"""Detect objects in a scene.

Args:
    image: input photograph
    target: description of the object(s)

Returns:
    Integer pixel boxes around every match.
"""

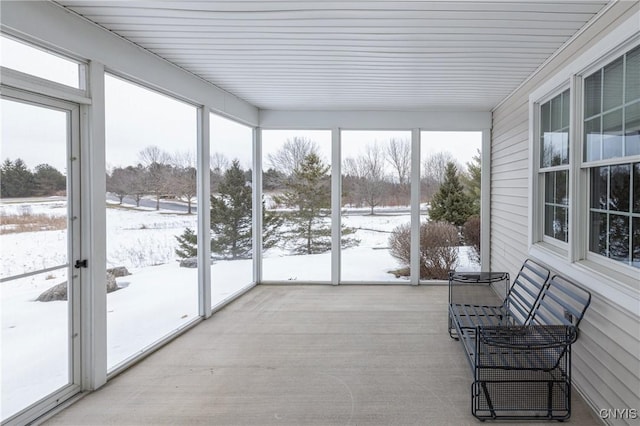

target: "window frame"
[578,42,640,275]
[529,31,640,291]
[0,32,88,97]
[536,88,572,249]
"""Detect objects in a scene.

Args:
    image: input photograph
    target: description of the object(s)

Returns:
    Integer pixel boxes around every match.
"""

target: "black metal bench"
[449,262,591,421]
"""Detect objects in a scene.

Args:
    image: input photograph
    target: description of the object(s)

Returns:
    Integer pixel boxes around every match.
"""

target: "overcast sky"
[1,35,481,176]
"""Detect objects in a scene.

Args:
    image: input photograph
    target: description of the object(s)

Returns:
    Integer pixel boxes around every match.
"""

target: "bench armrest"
[477,325,578,350]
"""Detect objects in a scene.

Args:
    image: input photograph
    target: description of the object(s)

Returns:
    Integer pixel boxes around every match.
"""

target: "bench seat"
[448,261,591,421]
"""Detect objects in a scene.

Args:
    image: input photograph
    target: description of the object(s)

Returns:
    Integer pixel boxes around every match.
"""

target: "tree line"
[176,152,359,261]
[1,159,66,198]
[107,146,199,214]
[174,137,480,263]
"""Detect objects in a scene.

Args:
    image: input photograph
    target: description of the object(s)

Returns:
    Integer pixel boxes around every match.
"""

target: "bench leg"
[472,381,496,420]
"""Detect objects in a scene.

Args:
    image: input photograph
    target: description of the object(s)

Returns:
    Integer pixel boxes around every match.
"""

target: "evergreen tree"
[461,149,481,216]
[34,164,66,195]
[275,153,331,254]
[1,158,36,198]
[210,160,253,259]
[429,162,473,226]
[174,160,282,260]
[175,227,198,258]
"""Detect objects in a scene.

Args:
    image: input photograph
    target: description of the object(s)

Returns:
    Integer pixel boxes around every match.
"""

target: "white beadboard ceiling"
[55,1,609,111]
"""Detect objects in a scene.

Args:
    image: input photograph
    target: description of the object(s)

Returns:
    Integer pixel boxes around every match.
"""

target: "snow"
[1,199,479,420]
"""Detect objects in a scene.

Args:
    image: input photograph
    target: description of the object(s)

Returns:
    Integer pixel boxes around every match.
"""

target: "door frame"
[1,88,82,426]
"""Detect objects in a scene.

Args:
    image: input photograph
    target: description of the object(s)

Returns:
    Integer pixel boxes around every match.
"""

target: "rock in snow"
[179,257,198,268]
[36,271,121,302]
[107,266,131,278]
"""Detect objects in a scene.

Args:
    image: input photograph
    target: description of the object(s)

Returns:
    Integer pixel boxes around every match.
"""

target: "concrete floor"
[45,285,602,426]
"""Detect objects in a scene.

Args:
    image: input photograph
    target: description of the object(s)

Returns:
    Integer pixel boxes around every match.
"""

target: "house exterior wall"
[491,2,640,424]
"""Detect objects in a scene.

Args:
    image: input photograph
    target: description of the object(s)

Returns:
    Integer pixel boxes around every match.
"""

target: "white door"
[1,93,82,423]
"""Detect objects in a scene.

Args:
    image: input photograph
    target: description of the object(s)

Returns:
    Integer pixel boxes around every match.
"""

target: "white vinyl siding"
[491,2,640,425]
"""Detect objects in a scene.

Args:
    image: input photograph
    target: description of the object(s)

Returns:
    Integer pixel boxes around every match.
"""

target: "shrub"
[463,215,481,262]
[389,221,459,280]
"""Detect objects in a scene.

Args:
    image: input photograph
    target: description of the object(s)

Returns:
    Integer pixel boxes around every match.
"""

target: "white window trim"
[528,9,640,314]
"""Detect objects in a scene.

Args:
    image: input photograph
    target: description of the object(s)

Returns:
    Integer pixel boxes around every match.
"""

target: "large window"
[540,90,570,243]
[584,46,640,268]
[210,114,254,304]
[341,131,411,282]
[421,132,482,276]
[262,130,332,282]
[105,74,199,370]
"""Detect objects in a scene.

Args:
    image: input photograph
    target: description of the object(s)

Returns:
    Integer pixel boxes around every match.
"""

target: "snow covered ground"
[1,198,479,420]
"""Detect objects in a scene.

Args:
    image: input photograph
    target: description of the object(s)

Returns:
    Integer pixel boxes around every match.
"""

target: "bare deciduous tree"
[170,151,197,214]
[267,137,320,177]
[210,152,230,175]
[138,145,171,210]
[422,151,459,185]
[343,143,388,214]
[421,151,463,202]
[386,138,411,185]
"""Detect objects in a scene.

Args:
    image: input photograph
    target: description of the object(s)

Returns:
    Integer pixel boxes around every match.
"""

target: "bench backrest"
[530,274,591,331]
[504,259,551,325]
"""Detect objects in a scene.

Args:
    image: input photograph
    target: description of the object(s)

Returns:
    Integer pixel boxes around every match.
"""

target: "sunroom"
[0,1,638,425]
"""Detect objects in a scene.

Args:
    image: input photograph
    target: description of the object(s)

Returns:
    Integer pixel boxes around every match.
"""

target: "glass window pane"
[262,130,332,282]
[550,132,565,166]
[584,70,601,119]
[591,167,608,210]
[210,114,253,306]
[105,74,199,370]
[1,99,71,420]
[625,101,640,157]
[541,132,552,167]
[602,109,623,160]
[544,172,554,203]
[584,117,601,162]
[555,170,568,205]
[540,91,569,168]
[555,206,568,242]
[550,95,562,131]
[541,101,550,133]
[0,35,80,89]
[609,165,630,212]
[634,163,640,213]
[609,214,630,262]
[420,131,481,276]
[603,56,624,111]
[633,217,640,268]
[589,212,607,256]
[562,90,570,129]
[544,205,554,238]
[626,46,640,103]
[341,131,412,281]
[561,129,570,165]
[543,171,568,243]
